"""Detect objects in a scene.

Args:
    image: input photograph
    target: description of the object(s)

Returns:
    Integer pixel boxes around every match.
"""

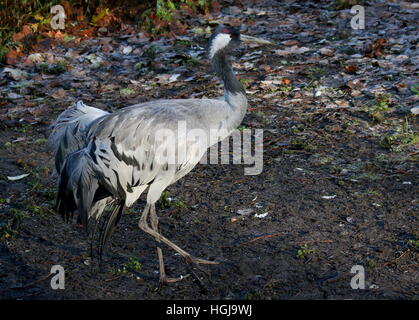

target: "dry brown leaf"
[366,38,388,58]
[344,65,357,74]
[5,49,24,65]
[11,25,32,42]
[282,40,299,46]
[319,47,335,57]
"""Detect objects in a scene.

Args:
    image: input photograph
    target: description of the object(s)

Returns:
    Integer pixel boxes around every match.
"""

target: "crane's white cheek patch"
[209,33,231,58]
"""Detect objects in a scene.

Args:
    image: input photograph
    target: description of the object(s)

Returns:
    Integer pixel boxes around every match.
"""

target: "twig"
[294,240,333,245]
[383,249,411,267]
[11,273,52,290]
[220,233,283,248]
[104,275,124,282]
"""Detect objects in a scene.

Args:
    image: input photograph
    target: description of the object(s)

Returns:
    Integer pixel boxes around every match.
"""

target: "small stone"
[122,46,133,55]
[237,208,253,216]
[319,47,335,56]
[410,107,419,115]
[8,92,22,99]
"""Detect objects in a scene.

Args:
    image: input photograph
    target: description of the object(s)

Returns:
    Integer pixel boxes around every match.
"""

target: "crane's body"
[50,25,260,284]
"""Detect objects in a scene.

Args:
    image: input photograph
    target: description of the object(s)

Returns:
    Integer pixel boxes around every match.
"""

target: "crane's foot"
[158,274,191,289]
[162,274,190,283]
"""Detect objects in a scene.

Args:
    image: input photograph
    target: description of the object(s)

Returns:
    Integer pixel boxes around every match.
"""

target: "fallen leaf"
[7,92,22,99]
[282,40,299,46]
[365,38,387,58]
[5,49,24,65]
[50,88,67,100]
[122,46,133,55]
[7,173,30,181]
[254,212,269,218]
[274,46,311,56]
[410,107,419,115]
[344,65,357,74]
[2,68,28,80]
[168,74,181,83]
[11,25,33,42]
[237,208,253,216]
[319,47,335,56]
[400,2,419,9]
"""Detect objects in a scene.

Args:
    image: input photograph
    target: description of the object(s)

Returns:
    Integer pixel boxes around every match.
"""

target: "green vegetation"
[366,258,376,269]
[380,117,418,153]
[174,39,192,46]
[109,256,142,275]
[304,66,325,81]
[159,191,188,210]
[279,84,293,93]
[171,199,188,210]
[407,239,419,250]
[0,208,28,239]
[37,61,67,75]
[119,87,136,96]
[363,93,393,122]
[141,0,212,36]
[410,84,419,95]
[19,123,32,134]
[25,203,43,215]
[407,232,419,252]
[291,138,317,152]
[296,244,316,259]
[123,256,142,271]
[240,78,251,89]
[159,191,171,208]
[0,0,213,63]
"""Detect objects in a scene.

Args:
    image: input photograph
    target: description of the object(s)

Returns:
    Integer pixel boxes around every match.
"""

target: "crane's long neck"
[212,52,248,131]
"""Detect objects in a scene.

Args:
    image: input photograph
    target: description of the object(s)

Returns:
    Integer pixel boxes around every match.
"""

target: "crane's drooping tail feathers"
[56,149,99,228]
[49,100,109,173]
[52,101,124,259]
[56,142,124,260]
[97,199,125,261]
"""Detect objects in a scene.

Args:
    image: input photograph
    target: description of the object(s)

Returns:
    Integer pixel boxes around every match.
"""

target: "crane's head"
[208,24,271,60]
[208,25,240,60]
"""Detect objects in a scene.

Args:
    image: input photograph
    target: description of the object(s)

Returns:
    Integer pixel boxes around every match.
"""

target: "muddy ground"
[0,0,417,299]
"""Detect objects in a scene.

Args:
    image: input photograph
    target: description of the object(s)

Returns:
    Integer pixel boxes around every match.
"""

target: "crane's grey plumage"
[49,101,109,174]
[50,25,262,284]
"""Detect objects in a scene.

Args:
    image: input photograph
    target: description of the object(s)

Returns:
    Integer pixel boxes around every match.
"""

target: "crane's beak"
[240,34,272,45]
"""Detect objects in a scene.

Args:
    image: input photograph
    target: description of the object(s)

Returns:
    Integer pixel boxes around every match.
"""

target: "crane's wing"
[86,98,233,206]
[49,101,109,173]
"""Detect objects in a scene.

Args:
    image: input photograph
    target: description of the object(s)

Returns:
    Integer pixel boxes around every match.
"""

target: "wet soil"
[0,0,417,299]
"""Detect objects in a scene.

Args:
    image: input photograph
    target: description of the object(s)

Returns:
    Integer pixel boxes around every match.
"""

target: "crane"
[49,25,267,284]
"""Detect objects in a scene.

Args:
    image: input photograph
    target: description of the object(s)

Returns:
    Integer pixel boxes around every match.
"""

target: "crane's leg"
[138,203,219,267]
[149,204,189,284]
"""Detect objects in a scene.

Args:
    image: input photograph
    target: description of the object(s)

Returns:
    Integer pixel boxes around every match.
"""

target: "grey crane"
[49,25,267,284]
